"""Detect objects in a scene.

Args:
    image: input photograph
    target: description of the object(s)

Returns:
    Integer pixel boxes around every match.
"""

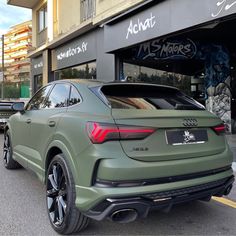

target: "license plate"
[166,129,208,145]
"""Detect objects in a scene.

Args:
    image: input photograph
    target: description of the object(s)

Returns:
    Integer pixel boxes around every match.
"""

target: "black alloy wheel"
[3,134,11,166]
[3,130,21,169]
[47,162,67,227]
[46,154,89,234]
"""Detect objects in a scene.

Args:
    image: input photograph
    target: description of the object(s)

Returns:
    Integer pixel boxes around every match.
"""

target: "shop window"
[190,73,205,105]
[34,74,43,92]
[55,62,96,80]
[230,65,236,133]
[123,63,192,96]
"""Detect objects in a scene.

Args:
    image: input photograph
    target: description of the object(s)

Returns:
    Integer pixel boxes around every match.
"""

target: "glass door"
[231,75,236,133]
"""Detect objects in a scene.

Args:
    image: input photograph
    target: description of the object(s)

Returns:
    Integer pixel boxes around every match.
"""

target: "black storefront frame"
[31,55,44,93]
[51,28,115,83]
[104,0,236,53]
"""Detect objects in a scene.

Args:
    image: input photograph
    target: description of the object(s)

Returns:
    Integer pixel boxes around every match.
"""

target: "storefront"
[31,55,43,93]
[51,28,115,84]
[29,0,236,133]
[104,0,236,133]
[30,28,115,93]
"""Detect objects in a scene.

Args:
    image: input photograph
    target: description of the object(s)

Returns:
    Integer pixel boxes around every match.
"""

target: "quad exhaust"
[224,184,233,196]
[214,183,233,197]
[110,209,138,223]
[85,176,235,222]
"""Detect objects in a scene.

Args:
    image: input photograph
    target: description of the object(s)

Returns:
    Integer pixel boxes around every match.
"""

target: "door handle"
[48,121,56,127]
[26,119,31,124]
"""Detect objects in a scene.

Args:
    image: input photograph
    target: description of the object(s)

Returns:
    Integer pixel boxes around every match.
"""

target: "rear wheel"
[3,130,21,169]
[46,154,89,234]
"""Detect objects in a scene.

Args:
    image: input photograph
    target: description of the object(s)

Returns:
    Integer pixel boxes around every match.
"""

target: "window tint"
[44,84,70,109]
[69,86,81,106]
[26,85,52,110]
[100,84,205,110]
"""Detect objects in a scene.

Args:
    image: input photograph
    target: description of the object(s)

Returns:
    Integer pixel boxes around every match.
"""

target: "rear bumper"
[74,143,234,217]
[83,175,234,221]
[75,167,234,210]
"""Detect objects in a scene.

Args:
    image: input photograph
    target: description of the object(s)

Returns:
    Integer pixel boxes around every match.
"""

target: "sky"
[0,0,31,35]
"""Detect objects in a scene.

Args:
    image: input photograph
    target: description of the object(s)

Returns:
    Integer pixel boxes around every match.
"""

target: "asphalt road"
[0,132,235,236]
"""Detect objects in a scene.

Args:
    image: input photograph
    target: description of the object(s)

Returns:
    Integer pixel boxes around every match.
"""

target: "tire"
[46,154,89,234]
[3,130,22,169]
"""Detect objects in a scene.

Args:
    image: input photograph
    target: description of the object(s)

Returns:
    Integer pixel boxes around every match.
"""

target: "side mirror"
[12,102,25,112]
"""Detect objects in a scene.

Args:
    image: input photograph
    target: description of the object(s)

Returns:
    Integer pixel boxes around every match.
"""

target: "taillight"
[86,122,155,144]
[212,124,225,135]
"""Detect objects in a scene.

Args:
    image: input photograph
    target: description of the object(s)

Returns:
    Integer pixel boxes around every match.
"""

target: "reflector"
[213,124,225,135]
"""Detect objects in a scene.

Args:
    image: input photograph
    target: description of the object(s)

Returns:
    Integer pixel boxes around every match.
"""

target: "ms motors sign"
[104,0,236,52]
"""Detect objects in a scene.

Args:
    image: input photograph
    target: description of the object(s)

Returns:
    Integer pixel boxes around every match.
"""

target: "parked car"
[0,101,18,129]
[3,80,234,234]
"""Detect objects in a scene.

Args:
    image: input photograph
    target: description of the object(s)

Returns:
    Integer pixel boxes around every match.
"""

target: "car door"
[26,83,71,176]
[11,85,52,168]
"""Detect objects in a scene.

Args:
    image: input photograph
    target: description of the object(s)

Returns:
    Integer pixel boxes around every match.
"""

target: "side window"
[44,84,70,109]
[26,85,52,110]
[68,86,81,106]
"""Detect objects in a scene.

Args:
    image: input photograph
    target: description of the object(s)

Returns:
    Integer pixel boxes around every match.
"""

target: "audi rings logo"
[182,118,198,127]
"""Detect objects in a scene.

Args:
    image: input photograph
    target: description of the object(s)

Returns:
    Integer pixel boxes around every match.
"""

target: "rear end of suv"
[78,83,234,223]
[4,80,234,234]
[0,101,17,129]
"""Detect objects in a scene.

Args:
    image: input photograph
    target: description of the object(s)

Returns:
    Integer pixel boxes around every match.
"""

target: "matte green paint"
[76,170,233,211]
[7,80,234,213]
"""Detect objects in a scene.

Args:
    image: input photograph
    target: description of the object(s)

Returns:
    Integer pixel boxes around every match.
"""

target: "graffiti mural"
[199,45,231,132]
[124,38,232,132]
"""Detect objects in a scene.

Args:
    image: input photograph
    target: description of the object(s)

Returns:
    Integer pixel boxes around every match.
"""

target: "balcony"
[81,0,96,22]
[37,28,48,47]
[7,0,38,9]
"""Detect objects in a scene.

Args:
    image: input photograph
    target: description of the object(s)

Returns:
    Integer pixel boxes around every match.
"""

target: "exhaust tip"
[199,195,212,202]
[224,185,233,196]
[110,209,138,223]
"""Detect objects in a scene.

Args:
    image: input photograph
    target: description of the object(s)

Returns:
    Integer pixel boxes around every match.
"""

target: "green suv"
[3,80,234,234]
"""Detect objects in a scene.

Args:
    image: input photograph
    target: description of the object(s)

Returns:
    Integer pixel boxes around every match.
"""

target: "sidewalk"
[226,134,236,149]
[226,134,236,171]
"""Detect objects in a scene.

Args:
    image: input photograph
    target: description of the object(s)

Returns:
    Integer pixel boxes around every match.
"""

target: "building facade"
[7,0,236,133]
[0,20,32,98]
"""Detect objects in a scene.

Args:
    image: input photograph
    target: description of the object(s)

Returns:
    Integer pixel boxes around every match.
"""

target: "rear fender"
[44,140,78,184]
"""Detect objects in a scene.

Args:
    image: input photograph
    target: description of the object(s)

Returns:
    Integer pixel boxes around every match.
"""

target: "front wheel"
[46,154,89,234]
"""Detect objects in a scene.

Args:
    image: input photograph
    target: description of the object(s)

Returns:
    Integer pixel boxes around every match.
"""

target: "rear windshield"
[98,84,205,110]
